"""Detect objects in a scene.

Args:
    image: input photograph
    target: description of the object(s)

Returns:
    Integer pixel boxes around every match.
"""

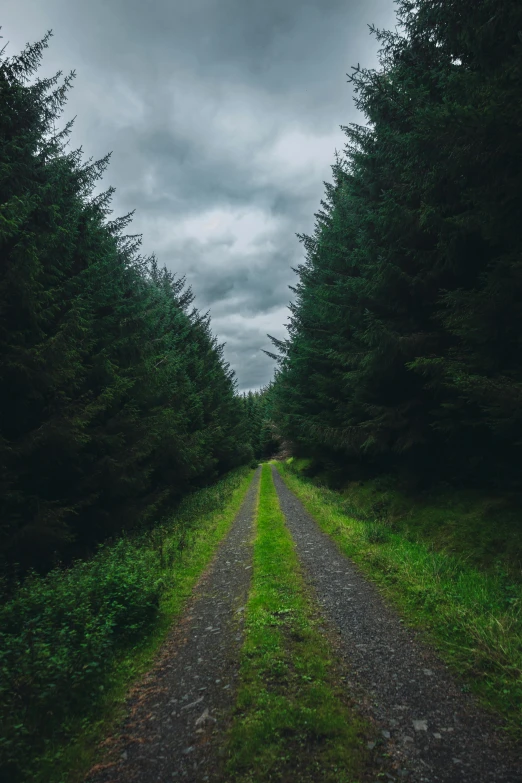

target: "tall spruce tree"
[271,0,522,486]
[240,387,279,461]
[0,34,251,575]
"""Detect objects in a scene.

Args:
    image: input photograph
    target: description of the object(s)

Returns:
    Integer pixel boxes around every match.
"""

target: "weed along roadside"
[0,467,256,783]
[224,463,376,783]
[275,459,522,738]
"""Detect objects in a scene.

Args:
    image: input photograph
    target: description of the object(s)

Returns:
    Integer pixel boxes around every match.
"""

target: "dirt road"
[87,465,521,782]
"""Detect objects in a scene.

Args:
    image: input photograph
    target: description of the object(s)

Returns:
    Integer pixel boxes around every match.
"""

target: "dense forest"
[6,0,521,580]
[269,0,522,489]
[0,35,260,579]
[240,388,280,463]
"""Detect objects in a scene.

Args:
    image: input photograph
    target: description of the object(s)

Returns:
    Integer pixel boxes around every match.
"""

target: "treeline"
[240,388,280,462]
[0,35,252,578]
[270,0,522,488]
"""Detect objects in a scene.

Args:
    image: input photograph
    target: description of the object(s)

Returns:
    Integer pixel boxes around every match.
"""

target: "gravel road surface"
[272,466,521,783]
[87,468,260,783]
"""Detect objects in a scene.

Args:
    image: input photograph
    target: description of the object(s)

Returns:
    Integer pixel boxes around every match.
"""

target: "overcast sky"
[2,0,397,390]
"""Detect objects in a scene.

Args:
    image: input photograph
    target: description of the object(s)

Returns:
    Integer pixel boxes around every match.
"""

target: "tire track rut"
[272,465,521,783]
[87,468,260,783]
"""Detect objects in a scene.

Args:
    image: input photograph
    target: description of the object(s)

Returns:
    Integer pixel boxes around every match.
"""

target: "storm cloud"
[2,0,397,389]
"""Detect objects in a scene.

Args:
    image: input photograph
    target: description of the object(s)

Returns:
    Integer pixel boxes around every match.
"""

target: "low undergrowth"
[226,464,371,782]
[304,461,522,576]
[277,460,522,736]
[0,466,254,783]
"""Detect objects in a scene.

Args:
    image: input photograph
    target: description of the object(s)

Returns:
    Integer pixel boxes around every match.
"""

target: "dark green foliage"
[0,466,250,783]
[0,35,251,576]
[271,0,522,487]
[240,387,280,462]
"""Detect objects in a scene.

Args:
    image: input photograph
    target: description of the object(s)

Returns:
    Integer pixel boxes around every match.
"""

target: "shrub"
[0,538,165,780]
[0,466,249,782]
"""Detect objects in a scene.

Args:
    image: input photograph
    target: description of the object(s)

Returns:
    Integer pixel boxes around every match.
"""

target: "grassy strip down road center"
[276,460,522,736]
[226,464,370,783]
[0,466,255,783]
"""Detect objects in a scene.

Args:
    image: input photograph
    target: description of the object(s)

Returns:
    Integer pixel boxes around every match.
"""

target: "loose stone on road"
[87,468,260,783]
[272,465,522,783]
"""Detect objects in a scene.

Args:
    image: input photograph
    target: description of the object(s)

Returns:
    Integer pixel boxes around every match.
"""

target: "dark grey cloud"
[2,0,397,389]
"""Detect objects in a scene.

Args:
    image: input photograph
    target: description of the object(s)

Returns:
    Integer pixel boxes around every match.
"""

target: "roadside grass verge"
[290,458,522,576]
[0,466,254,783]
[276,461,522,735]
[226,464,371,783]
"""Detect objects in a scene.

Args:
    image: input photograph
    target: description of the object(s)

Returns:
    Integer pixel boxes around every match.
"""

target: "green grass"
[277,460,522,736]
[0,466,255,783]
[297,459,522,576]
[225,464,371,783]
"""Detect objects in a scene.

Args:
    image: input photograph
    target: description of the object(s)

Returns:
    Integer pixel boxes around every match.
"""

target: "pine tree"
[271,0,522,486]
[0,35,251,575]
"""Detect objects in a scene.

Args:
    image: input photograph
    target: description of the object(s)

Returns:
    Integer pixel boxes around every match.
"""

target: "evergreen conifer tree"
[271,0,522,486]
[0,34,251,574]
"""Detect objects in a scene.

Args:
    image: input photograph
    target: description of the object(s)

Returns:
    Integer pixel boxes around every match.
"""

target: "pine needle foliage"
[270,0,522,487]
[0,34,252,576]
[239,386,280,462]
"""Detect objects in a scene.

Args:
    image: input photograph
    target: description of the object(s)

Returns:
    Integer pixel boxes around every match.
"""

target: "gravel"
[86,468,260,783]
[272,466,522,783]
